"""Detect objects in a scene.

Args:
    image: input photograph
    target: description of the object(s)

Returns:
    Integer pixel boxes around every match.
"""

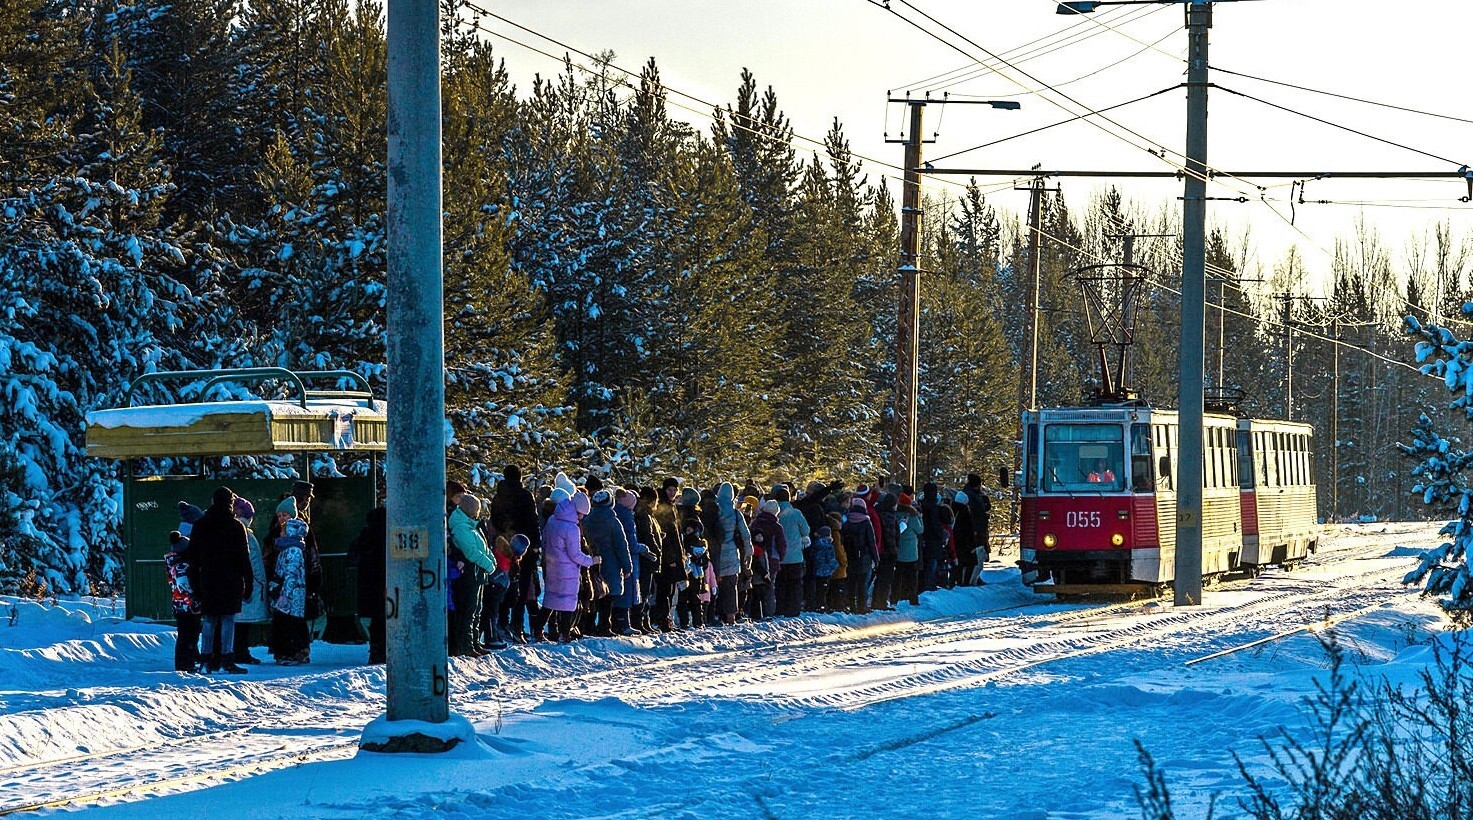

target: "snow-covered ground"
[0,522,1457,818]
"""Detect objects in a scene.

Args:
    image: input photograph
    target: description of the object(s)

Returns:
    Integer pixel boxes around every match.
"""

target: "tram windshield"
[1042,423,1126,492]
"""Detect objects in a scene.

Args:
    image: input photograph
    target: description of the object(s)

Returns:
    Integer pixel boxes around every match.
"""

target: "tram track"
[516,557,1416,713]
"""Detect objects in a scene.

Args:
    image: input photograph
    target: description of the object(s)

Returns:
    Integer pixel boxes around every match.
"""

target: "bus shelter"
[85,367,387,640]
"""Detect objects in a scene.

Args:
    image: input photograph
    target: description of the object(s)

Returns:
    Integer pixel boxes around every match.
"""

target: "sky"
[473,0,1473,297]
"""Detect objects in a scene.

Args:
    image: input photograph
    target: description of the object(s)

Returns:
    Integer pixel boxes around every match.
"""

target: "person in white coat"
[233,497,268,665]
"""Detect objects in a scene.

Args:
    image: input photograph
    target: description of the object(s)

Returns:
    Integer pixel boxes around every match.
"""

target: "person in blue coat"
[584,489,635,636]
[613,488,649,632]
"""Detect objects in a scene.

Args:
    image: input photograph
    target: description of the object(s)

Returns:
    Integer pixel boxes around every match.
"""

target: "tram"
[1016,403,1319,597]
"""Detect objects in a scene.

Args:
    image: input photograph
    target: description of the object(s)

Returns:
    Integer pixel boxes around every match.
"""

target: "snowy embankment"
[0,522,1460,818]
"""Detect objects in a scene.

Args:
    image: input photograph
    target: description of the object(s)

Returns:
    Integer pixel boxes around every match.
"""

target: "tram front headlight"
[1042,533,1057,549]
[1111,533,1125,547]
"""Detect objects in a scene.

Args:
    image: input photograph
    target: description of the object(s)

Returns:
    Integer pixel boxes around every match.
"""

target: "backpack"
[880,512,900,560]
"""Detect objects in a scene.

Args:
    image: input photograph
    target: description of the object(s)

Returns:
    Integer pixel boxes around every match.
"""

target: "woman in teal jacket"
[894,493,924,607]
[450,494,495,656]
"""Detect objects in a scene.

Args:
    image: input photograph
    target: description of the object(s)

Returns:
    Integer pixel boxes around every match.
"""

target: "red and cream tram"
[1017,404,1319,596]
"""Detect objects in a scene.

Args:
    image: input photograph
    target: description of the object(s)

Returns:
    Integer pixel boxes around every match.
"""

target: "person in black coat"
[189,486,253,674]
[920,482,945,592]
[796,482,831,612]
[873,494,900,609]
[965,473,993,566]
[348,506,387,664]
[841,498,878,614]
[950,492,978,587]
[491,465,542,643]
[490,465,540,550]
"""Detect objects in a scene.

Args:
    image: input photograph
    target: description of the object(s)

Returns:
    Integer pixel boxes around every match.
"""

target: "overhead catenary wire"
[457,2,1022,197]
[1246,188,1473,330]
[1021,218,1433,376]
[893,3,1158,94]
[923,5,1175,97]
[929,85,1183,164]
[1044,2,1473,193]
[1210,65,1473,127]
[462,4,1471,343]
[1028,0,1187,68]
[1214,85,1472,170]
[868,0,1268,202]
[950,25,1180,100]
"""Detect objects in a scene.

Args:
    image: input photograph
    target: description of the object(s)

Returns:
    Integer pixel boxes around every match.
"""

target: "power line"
[1020,214,1432,376]
[458,3,1016,197]
[894,3,1159,93]
[1209,65,1473,127]
[979,25,1179,98]
[929,85,1182,164]
[871,0,1266,201]
[1030,0,1187,67]
[927,6,1175,97]
[1215,85,1471,169]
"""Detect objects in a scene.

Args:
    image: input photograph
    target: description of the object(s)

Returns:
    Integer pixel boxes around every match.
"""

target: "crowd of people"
[443,468,996,654]
[166,481,334,673]
[163,469,997,671]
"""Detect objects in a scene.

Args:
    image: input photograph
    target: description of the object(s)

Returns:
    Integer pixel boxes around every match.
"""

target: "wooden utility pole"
[1024,175,1046,410]
[887,96,1019,487]
[891,100,924,488]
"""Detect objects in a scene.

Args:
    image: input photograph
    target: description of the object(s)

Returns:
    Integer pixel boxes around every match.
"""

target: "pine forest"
[0,0,1464,593]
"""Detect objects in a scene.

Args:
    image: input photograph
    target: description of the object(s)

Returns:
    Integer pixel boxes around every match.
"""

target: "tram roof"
[1025,406,1238,424]
[85,399,388,459]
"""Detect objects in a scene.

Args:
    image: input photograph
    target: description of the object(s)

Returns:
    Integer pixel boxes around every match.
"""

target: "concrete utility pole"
[1172,0,1211,609]
[1023,175,1047,411]
[1331,314,1339,522]
[1278,291,1299,420]
[891,100,924,489]
[364,0,471,753]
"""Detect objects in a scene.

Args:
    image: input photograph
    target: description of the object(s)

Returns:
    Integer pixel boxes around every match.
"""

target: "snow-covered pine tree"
[1020,189,1089,406]
[110,0,253,224]
[509,54,642,456]
[1401,401,1473,613]
[652,137,782,483]
[441,36,577,486]
[918,184,1016,483]
[1,10,196,590]
[224,0,388,389]
[773,123,886,479]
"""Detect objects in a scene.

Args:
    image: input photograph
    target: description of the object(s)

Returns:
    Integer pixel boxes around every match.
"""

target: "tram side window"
[1213,428,1225,488]
[1131,423,1152,491]
[1207,429,1219,485]
[1169,425,1179,488]
[1154,425,1173,490]
[1237,429,1253,488]
[1025,424,1039,492]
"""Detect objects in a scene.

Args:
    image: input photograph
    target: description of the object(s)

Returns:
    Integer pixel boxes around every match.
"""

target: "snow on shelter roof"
[85,399,388,459]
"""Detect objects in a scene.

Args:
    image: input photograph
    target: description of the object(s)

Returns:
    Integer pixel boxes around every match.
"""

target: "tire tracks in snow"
[493,557,1415,714]
[0,528,1422,812]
